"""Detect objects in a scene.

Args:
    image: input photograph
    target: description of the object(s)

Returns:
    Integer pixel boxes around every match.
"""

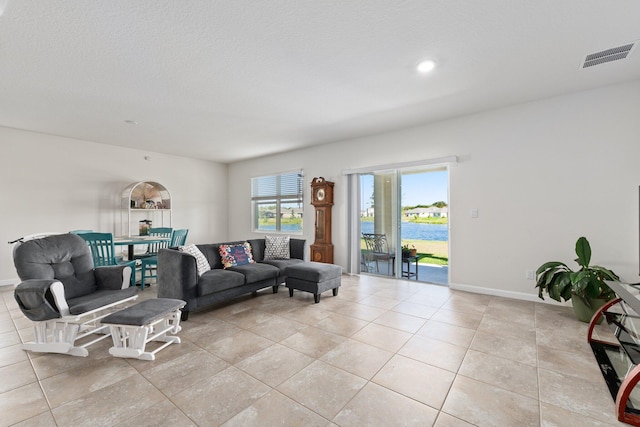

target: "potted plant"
[535,236,619,322]
[401,243,417,257]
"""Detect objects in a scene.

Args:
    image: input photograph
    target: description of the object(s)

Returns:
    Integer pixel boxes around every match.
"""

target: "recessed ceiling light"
[416,59,436,74]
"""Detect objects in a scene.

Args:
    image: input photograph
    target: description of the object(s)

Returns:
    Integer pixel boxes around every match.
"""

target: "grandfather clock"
[310,177,334,264]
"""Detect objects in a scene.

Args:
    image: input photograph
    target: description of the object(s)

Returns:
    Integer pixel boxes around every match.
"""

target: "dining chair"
[76,232,137,287]
[169,228,189,247]
[362,233,396,275]
[140,228,189,290]
[133,227,173,260]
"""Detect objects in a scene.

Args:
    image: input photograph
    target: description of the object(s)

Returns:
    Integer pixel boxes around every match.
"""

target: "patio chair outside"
[362,233,396,276]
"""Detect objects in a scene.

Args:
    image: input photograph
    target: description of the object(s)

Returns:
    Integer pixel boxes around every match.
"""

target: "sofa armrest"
[157,248,198,302]
[14,279,67,320]
[95,265,130,290]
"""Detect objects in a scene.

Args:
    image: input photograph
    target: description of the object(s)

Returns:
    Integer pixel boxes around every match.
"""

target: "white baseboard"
[0,278,17,288]
[449,282,571,306]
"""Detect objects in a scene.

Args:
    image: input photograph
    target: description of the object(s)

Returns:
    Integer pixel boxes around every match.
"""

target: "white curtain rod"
[342,155,458,175]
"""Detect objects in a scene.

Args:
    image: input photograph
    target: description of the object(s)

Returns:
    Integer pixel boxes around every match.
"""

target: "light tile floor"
[0,275,629,426]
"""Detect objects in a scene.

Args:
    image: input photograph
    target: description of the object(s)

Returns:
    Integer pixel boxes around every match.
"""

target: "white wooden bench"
[101,298,185,361]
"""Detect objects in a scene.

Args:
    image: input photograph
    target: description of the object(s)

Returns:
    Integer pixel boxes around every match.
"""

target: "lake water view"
[361,221,448,241]
[261,221,448,241]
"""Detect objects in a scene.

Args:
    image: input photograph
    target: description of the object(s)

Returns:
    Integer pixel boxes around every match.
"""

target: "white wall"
[0,127,228,285]
[228,80,640,300]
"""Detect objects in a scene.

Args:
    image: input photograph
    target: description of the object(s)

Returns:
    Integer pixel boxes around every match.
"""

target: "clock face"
[316,188,325,202]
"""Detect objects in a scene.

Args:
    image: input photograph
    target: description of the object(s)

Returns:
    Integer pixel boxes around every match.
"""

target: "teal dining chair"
[140,228,188,290]
[134,227,173,259]
[76,232,137,287]
[169,228,189,247]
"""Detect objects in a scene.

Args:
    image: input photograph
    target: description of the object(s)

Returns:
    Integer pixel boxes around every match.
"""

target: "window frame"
[251,170,304,234]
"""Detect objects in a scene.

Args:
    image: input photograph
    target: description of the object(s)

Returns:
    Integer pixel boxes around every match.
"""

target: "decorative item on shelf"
[535,236,620,322]
[122,181,172,237]
[310,177,335,264]
[139,220,152,236]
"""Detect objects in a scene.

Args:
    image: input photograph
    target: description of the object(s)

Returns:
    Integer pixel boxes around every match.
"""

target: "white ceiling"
[1,1,639,163]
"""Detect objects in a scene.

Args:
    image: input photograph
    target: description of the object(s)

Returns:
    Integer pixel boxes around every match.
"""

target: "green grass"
[416,253,448,266]
[409,217,448,224]
[404,239,448,265]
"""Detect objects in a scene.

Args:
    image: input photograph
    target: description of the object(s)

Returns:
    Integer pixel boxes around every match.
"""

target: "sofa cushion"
[67,287,138,315]
[264,235,290,260]
[247,239,265,262]
[219,242,255,269]
[179,244,211,276]
[261,258,304,275]
[228,263,279,284]
[60,269,98,300]
[14,233,98,300]
[198,269,246,296]
[199,244,224,270]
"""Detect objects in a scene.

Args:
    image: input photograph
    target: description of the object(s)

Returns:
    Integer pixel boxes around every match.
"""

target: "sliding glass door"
[357,166,449,285]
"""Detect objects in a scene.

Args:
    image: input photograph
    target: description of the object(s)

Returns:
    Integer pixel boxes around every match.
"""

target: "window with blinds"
[251,171,304,233]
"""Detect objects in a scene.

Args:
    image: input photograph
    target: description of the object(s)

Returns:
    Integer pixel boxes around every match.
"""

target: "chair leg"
[140,263,146,290]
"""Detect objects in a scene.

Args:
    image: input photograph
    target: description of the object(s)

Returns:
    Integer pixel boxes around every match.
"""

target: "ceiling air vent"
[582,43,635,68]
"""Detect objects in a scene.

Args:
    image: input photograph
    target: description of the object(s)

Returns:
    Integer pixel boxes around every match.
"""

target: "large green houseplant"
[535,236,619,322]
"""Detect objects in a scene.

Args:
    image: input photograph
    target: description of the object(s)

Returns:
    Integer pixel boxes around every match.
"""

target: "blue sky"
[361,170,448,208]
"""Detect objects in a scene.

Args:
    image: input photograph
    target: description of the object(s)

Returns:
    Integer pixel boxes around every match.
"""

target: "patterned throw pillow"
[179,244,211,276]
[264,235,290,260]
[219,242,255,269]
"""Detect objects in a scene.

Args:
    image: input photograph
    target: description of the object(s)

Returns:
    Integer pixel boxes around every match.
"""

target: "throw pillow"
[219,242,255,269]
[179,244,211,276]
[264,235,290,260]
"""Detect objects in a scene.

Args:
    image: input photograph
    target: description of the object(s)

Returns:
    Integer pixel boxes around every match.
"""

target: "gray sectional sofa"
[157,238,305,320]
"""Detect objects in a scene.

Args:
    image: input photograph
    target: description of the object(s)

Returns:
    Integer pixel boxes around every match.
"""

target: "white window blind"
[251,172,302,199]
[251,171,303,233]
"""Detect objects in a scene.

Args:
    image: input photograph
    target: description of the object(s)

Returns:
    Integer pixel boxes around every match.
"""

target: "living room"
[2,81,639,297]
[2,1,640,426]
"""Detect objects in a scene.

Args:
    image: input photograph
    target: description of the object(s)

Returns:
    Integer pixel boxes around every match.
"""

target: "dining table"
[114,235,171,261]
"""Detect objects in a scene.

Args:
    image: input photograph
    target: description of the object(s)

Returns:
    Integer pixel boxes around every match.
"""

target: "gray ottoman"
[285,262,342,303]
[102,298,186,360]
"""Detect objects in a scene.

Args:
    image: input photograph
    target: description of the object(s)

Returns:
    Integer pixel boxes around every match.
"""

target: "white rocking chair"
[12,233,138,357]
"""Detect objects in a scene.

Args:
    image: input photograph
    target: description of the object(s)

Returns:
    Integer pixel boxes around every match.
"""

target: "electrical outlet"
[525,270,535,280]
